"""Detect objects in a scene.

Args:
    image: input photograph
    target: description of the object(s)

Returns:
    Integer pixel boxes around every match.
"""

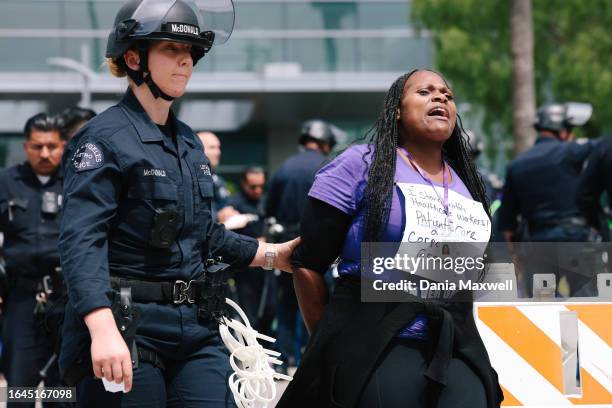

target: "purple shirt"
[309,144,474,340]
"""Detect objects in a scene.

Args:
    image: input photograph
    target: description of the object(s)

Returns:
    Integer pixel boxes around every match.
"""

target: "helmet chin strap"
[123,43,175,102]
[143,74,175,101]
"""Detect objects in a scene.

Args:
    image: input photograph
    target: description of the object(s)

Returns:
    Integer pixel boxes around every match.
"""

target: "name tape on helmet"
[167,23,200,36]
[72,142,104,173]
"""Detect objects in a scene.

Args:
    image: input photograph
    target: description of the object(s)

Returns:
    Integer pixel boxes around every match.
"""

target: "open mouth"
[427,106,449,119]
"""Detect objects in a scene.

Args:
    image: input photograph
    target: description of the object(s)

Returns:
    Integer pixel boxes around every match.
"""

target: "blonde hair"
[107,58,127,78]
[106,42,140,78]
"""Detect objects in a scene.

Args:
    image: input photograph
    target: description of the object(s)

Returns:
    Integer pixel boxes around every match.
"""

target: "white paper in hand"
[102,378,126,393]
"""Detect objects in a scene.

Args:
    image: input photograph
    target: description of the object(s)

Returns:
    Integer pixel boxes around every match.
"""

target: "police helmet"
[106,0,234,100]
[534,102,592,133]
[462,130,485,157]
[299,120,339,149]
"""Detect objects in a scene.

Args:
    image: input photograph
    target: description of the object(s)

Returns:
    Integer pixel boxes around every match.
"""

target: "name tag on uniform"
[143,168,167,177]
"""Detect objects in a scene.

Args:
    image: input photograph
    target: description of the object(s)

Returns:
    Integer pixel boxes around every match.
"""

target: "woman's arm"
[294,267,328,334]
[291,197,352,333]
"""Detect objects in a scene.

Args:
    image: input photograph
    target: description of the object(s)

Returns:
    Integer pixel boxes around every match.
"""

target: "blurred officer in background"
[498,102,595,296]
[225,167,277,337]
[197,131,235,222]
[0,113,66,407]
[463,130,506,244]
[59,107,96,141]
[266,119,339,369]
[577,135,612,241]
[463,130,502,205]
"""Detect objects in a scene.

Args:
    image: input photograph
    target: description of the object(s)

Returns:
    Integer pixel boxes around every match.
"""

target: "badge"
[198,162,212,176]
[72,142,104,173]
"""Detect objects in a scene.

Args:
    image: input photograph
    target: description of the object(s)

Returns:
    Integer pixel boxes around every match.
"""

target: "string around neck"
[397,147,449,215]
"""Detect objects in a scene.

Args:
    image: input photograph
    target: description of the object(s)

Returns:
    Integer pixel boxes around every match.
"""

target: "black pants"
[76,338,236,408]
[2,288,65,408]
[357,339,487,408]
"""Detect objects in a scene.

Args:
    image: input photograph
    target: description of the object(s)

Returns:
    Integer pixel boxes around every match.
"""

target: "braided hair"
[360,69,490,242]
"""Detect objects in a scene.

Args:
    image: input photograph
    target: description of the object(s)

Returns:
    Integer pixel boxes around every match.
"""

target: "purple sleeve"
[308,145,369,215]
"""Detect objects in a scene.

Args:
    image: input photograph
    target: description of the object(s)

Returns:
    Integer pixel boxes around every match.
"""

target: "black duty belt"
[109,260,231,322]
[11,275,54,294]
[110,276,210,304]
[529,216,588,230]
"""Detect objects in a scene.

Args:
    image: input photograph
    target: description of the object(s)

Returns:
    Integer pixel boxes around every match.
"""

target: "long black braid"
[360,69,491,242]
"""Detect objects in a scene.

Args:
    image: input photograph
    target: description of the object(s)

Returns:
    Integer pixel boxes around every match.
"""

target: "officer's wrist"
[263,244,277,270]
[84,307,116,337]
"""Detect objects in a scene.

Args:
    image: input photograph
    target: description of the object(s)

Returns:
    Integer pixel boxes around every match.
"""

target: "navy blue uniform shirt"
[0,162,63,278]
[58,90,258,372]
[498,137,593,230]
[577,136,612,228]
[266,149,326,229]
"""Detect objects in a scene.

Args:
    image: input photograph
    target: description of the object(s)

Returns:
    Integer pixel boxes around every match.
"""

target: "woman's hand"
[84,308,133,392]
[274,237,301,273]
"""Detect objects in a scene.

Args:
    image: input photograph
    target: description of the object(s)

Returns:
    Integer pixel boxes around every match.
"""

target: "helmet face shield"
[535,102,593,133]
[130,0,179,37]
[200,0,235,45]
[564,102,592,128]
[130,0,234,45]
[106,0,235,58]
[300,120,340,148]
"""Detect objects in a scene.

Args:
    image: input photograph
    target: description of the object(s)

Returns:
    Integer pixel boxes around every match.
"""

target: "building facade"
[0,0,433,186]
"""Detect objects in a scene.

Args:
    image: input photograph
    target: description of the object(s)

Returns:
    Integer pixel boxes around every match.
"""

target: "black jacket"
[277,277,503,408]
[577,136,612,232]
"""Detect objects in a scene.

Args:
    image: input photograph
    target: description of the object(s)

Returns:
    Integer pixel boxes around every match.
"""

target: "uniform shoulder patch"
[71,142,105,172]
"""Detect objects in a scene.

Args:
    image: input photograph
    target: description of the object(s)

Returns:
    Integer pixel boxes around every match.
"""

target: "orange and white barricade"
[475,265,612,407]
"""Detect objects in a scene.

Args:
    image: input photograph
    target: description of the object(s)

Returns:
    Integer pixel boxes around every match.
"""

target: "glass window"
[359,37,434,72]
[0,2,61,29]
[286,38,359,72]
[64,2,116,31]
[234,3,284,30]
[208,39,284,72]
[287,3,358,30]
[0,39,62,71]
[356,3,412,29]
[91,1,120,30]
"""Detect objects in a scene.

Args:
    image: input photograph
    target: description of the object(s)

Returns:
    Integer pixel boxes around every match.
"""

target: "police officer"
[265,119,338,368]
[58,1,298,406]
[463,130,502,205]
[197,131,234,221]
[577,135,612,240]
[59,106,96,141]
[463,130,507,245]
[224,167,276,336]
[0,113,66,407]
[498,102,594,296]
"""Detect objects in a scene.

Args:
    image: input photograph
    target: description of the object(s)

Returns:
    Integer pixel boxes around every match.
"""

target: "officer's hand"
[274,237,302,273]
[84,308,133,392]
